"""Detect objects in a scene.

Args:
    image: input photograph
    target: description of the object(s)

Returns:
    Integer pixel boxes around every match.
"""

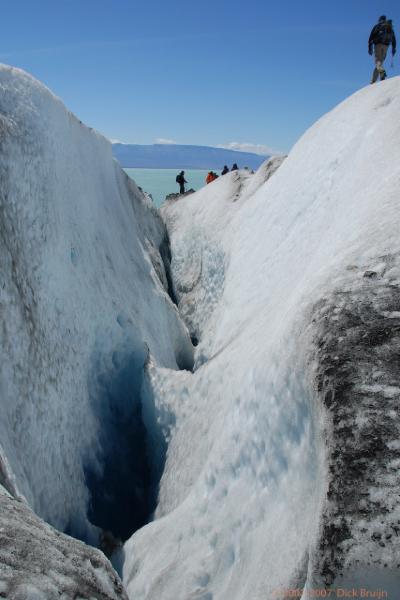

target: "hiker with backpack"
[368,15,396,83]
[221,166,229,176]
[176,171,187,194]
[206,171,218,184]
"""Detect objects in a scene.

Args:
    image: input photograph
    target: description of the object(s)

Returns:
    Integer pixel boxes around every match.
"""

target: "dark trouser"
[372,44,388,83]
[179,183,185,194]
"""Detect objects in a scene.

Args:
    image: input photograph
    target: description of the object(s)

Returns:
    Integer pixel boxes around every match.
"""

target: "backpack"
[374,21,393,45]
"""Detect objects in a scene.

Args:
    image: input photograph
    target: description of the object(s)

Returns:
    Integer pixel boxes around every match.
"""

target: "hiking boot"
[380,70,387,80]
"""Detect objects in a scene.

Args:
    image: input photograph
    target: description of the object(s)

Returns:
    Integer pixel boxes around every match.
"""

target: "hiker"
[176,171,187,194]
[368,15,396,83]
[206,172,213,184]
[221,165,229,175]
[206,171,218,184]
[231,163,238,171]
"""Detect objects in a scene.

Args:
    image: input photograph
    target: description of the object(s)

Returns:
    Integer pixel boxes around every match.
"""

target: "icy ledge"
[123,80,400,599]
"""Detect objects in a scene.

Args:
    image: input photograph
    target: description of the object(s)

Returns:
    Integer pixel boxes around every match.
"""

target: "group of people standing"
[176,163,240,194]
[205,163,239,185]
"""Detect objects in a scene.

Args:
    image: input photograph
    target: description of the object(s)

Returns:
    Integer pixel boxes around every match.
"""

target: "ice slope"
[124,79,400,599]
[158,156,285,352]
[0,61,193,556]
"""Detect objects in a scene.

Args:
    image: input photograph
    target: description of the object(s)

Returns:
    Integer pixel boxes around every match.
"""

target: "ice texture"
[0,63,192,594]
[123,80,400,598]
[0,485,128,600]
[1,63,400,600]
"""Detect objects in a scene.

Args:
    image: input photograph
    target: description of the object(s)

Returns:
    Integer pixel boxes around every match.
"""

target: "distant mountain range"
[112,143,268,170]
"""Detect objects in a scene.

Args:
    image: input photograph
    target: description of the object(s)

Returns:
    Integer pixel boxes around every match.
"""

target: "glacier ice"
[123,80,400,598]
[1,62,400,600]
[0,485,128,600]
[0,63,192,595]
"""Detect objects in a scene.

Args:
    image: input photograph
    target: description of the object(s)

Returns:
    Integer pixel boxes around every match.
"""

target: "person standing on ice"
[176,170,187,194]
[221,165,229,175]
[368,15,396,83]
[206,171,218,184]
[231,163,238,171]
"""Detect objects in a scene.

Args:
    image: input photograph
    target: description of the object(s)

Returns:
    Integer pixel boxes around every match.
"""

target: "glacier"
[0,64,192,597]
[0,62,400,600]
[123,81,400,598]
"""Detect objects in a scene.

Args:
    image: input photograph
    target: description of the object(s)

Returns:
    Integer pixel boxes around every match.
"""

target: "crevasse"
[1,64,400,600]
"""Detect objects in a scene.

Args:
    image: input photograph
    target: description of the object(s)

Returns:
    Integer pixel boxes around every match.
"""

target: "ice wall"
[124,80,400,599]
[0,64,193,548]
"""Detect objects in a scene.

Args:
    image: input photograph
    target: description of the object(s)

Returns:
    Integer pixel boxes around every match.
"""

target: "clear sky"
[0,0,398,153]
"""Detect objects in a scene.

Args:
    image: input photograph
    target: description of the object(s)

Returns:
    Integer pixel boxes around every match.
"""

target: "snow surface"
[0,63,192,549]
[123,80,400,599]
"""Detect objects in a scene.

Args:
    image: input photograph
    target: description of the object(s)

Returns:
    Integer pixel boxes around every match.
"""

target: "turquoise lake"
[124,168,211,207]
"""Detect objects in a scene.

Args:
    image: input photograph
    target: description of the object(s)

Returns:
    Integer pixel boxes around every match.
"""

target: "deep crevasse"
[1,63,400,600]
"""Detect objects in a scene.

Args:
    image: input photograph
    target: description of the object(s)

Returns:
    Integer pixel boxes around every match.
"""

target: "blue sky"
[0,0,398,153]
